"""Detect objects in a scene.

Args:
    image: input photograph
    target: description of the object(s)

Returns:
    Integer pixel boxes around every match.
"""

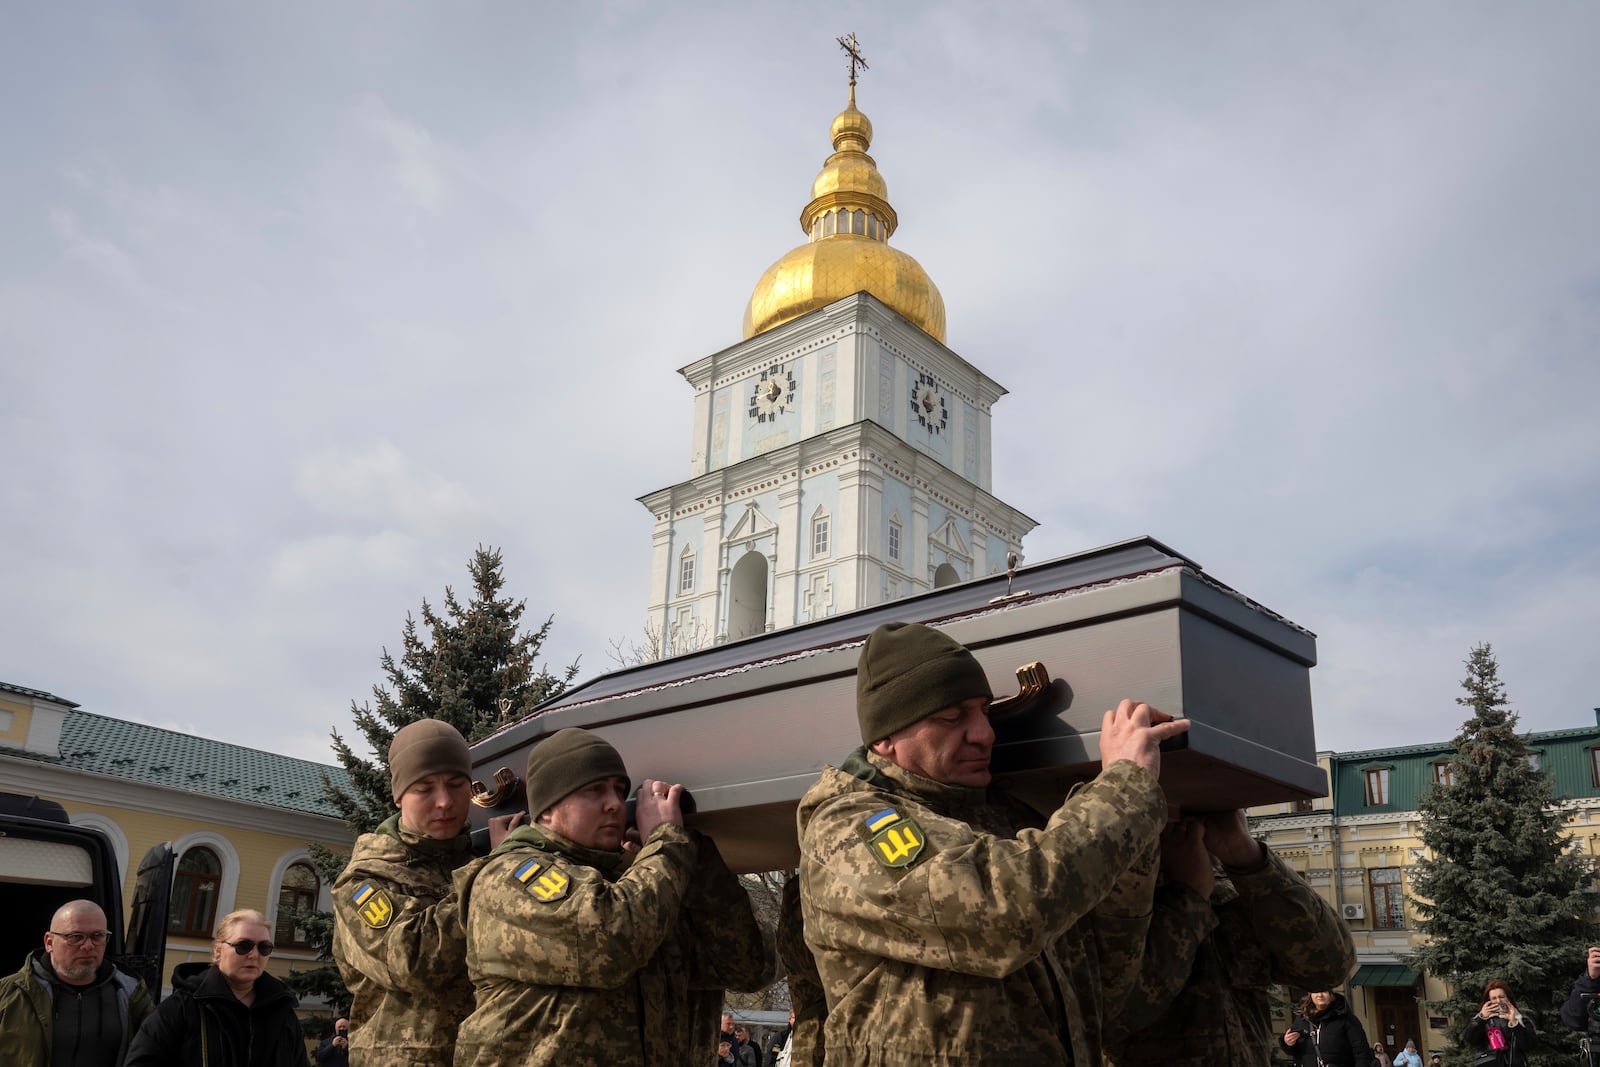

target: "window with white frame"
[888,518,901,561]
[812,514,830,558]
[678,547,695,595]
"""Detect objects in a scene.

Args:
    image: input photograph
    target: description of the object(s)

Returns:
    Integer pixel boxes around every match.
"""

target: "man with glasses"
[0,899,154,1065]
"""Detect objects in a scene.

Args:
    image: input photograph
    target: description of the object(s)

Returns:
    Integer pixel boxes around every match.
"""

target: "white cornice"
[0,756,354,844]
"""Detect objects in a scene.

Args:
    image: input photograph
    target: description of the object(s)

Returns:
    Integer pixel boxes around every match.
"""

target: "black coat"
[126,962,308,1067]
[1464,1012,1537,1067]
[1279,993,1378,1067]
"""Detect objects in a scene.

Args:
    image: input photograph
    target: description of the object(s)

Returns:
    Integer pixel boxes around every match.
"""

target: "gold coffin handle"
[470,766,523,809]
[990,661,1050,716]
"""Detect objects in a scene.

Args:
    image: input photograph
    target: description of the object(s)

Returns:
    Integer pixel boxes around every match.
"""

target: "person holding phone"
[1465,980,1536,1066]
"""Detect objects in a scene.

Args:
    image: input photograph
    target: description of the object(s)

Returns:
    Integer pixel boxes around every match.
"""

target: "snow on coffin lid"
[467,537,1324,874]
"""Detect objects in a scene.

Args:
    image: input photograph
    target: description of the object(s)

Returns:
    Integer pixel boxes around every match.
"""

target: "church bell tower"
[639,39,1036,655]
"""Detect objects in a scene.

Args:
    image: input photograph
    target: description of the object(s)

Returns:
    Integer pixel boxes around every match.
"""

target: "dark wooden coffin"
[467,537,1323,873]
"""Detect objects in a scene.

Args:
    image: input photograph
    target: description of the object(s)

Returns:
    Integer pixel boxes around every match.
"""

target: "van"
[0,791,169,998]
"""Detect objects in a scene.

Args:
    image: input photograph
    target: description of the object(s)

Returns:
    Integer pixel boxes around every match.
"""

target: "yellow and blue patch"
[862,808,926,869]
[352,883,394,929]
[513,858,571,903]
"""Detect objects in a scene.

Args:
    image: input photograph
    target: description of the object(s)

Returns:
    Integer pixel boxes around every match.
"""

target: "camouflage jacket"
[796,748,1166,1067]
[332,814,474,1067]
[776,876,825,1067]
[1106,846,1357,1067]
[453,822,771,1067]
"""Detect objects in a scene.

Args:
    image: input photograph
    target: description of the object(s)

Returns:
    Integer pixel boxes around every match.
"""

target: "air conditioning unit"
[1343,903,1366,920]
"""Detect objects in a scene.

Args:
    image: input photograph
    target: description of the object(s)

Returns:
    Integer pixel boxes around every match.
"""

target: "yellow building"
[1,679,354,1006]
[1250,714,1600,1058]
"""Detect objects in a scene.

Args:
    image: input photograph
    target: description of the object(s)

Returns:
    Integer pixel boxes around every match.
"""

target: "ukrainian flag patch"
[513,858,571,903]
[352,883,394,929]
[862,809,926,869]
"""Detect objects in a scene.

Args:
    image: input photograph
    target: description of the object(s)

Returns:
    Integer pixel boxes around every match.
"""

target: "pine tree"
[285,545,580,1012]
[1407,644,1600,1066]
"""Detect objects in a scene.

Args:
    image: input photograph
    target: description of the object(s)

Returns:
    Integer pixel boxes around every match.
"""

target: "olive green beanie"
[524,728,631,818]
[388,719,472,802]
[856,621,994,745]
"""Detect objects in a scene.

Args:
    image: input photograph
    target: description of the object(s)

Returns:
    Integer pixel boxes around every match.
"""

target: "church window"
[678,547,696,595]
[888,519,901,561]
[852,209,865,234]
[824,212,836,237]
[812,514,831,558]
[276,862,319,948]
[169,847,222,938]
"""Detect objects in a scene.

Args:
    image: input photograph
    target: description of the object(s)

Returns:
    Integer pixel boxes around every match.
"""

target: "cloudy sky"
[3,3,1596,768]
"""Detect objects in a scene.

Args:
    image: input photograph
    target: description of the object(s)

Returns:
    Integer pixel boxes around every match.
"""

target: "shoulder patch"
[351,883,394,929]
[512,858,571,903]
[863,810,926,869]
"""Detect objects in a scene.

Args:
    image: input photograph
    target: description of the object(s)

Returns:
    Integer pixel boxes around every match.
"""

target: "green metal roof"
[0,680,79,708]
[39,709,352,819]
[1351,964,1418,987]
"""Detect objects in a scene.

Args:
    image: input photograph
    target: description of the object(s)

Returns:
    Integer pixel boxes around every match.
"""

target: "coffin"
[468,537,1323,873]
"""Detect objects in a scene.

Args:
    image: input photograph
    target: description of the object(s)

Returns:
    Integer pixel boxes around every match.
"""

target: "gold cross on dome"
[837,33,868,91]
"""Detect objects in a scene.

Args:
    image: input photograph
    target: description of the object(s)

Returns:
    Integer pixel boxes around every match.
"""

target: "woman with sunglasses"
[126,909,308,1066]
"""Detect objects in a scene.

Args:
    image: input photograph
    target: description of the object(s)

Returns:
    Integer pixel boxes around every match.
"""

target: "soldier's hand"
[636,778,686,840]
[1161,818,1214,899]
[1202,809,1264,870]
[487,811,526,849]
[1587,945,1600,980]
[1099,699,1189,779]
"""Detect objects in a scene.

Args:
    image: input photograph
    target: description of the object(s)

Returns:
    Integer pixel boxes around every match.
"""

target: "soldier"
[333,719,476,1067]
[796,621,1187,1066]
[1104,809,1356,1067]
[452,727,770,1066]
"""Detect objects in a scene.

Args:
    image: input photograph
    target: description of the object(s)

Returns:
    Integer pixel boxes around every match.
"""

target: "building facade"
[1,680,353,1002]
[640,83,1035,654]
[1250,711,1600,1057]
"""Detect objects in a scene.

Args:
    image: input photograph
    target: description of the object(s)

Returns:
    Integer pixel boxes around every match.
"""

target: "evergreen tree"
[285,545,580,1011]
[1407,644,1600,1066]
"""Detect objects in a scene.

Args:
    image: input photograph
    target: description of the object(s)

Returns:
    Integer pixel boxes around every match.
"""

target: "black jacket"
[126,961,308,1067]
[1464,1012,1537,1067]
[1279,993,1378,1067]
[1561,971,1600,1032]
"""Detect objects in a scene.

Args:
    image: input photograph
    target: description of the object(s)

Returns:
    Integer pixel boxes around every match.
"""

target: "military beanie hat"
[856,621,994,745]
[525,727,631,818]
[388,719,472,802]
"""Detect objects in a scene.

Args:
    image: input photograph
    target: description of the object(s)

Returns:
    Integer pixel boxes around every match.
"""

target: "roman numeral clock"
[910,371,948,434]
[748,365,795,423]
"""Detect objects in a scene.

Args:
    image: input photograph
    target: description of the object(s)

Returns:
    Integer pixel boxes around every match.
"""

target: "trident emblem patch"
[352,883,394,929]
[864,808,926,869]
[513,859,572,903]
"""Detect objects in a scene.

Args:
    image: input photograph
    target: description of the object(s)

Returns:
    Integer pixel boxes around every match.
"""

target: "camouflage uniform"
[332,813,474,1067]
[1106,846,1357,1067]
[776,876,825,1067]
[796,747,1165,1066]
[453,822,770,1067]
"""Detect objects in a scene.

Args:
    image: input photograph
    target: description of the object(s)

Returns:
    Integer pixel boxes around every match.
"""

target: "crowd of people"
[11,619,1600,1066]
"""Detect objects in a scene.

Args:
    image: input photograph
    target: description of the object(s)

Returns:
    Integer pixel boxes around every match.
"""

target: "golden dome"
[743,90,945,342]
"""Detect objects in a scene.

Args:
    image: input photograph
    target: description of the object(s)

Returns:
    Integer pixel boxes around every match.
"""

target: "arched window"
[852,209,865,234]
[824,212,836,237]
[933,562,961,588]
[276,862,319,948]
[168,847,222,938]
[679,545,696,595]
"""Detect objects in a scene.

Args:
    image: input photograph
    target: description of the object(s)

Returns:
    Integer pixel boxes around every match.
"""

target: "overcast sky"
[3,3,1596,769]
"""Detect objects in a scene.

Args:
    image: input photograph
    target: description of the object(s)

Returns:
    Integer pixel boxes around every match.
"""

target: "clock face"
[749,365,795,423]
[910,372,948,433]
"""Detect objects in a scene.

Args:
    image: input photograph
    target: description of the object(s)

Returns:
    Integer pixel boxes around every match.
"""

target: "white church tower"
[640,60,1036,655]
